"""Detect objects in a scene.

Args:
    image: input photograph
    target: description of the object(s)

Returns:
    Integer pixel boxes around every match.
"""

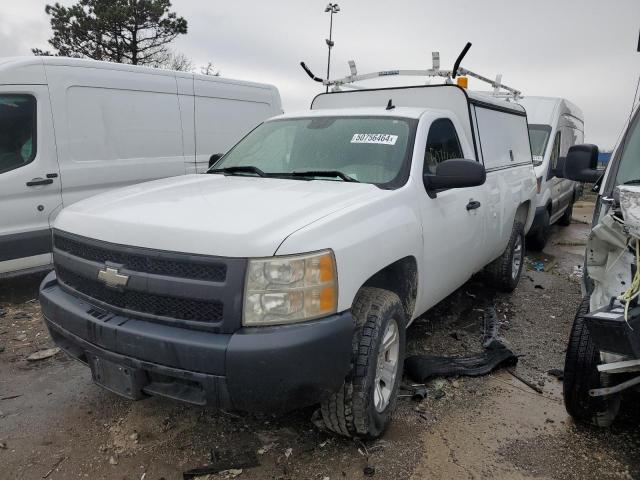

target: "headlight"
[243,250,338,326]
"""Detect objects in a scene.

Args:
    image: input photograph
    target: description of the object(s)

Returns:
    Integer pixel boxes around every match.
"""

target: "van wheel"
[527,210,550,251]
[320,287,406,439]
[564,296,620,427]
[485,221,524,293]
[558,195,575,227]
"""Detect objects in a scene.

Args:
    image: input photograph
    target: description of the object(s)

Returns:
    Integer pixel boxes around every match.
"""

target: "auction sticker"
[351,133,398,145]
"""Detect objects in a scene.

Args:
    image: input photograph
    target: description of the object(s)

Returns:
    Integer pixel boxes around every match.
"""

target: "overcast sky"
[2,0,639,148]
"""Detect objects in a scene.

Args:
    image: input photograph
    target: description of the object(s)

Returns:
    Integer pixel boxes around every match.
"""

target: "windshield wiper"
[208,166,266,177]
[289,170,359,182]
[623,179,640,185]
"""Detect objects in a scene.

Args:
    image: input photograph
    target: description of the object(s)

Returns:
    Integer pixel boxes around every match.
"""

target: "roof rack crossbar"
[300,42,522,100]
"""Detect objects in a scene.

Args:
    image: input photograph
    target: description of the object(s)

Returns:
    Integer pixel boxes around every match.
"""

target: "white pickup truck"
[39,84,536,439]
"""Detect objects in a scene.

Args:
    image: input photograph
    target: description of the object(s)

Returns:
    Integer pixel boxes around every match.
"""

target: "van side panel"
[194,78,276,172]
[46,64,186,207]
[177,76,196,174]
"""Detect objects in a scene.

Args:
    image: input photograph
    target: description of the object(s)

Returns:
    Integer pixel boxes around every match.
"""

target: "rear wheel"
[485,221,525,293]
[527,209,550,251]
[563,296,620,427]
[320,287,406,439]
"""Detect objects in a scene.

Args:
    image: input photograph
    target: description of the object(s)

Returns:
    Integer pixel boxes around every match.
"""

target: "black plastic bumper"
[39,271,354,411]
[585,303,640,357]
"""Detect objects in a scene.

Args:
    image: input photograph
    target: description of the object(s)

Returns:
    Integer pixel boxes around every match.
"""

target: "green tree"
[32,0,187,66]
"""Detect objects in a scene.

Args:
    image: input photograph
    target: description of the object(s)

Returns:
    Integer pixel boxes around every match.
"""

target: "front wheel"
[558,194,575,227]
[320,287,406,439]
[563,296,620,427]
[485,221,525,293]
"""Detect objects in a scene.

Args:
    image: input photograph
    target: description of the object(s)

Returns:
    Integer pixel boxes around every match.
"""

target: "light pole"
[324,3,340,93]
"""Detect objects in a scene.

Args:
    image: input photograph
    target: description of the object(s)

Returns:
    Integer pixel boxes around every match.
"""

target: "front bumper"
[39,271,354,411]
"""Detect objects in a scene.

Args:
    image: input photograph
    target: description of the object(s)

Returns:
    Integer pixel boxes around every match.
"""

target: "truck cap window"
[212,116,415,188]
[528,124,552,165]
[0,95,37,174]
[424,118,463,174]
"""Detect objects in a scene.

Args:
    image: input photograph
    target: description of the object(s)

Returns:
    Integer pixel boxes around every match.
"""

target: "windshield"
[528,124,552,165]
[614,111,640,186]
[211,116,415,187]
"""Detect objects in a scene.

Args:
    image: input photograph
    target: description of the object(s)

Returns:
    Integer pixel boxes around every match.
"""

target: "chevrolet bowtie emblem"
[97,266,129,288]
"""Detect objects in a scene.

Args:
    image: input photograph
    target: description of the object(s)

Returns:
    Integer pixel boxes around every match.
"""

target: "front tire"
[320,287,406,439]
[485,221,525,293]
[527,209,550,251]
[558,194,575,227]
[563,296,620,427]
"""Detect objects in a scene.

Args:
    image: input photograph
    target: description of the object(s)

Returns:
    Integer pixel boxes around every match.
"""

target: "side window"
[0,95,37,174]
[550,131,561,170]
[424,118,463,174]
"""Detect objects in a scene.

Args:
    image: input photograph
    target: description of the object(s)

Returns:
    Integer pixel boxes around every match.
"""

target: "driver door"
[417,117,487,307]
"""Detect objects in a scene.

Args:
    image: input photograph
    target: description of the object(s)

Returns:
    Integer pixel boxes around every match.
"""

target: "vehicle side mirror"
[209,153,224,169]
[423,159,486,199]
[563,144,600,182]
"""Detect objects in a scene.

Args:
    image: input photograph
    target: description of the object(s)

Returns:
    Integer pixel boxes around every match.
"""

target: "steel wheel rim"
[512,235,523,280]
[373,318,400,413]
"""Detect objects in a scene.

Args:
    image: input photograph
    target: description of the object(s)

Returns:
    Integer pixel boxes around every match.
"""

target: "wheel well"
[515,201,530,225]
[360,256,418,320]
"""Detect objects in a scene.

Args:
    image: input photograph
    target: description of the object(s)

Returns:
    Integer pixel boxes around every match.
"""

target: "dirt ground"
[2,199,640,480]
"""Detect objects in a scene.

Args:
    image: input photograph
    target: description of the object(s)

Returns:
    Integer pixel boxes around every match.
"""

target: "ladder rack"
[301,42,522,100]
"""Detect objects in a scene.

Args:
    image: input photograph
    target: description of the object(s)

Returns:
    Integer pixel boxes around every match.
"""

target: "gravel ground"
[1,200,639,479]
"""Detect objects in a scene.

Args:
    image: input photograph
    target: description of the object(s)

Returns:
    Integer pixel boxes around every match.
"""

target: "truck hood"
[54,174,383,257]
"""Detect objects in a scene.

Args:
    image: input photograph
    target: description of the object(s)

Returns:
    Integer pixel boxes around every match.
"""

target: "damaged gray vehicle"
[561,105,640,426]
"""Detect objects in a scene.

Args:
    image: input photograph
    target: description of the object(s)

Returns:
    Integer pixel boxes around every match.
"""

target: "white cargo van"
[40,84,536,438]
[0,56,282,278]
[517,96,584,249]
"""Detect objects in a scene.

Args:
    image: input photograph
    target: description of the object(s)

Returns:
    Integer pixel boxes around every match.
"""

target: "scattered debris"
[13,333,27,342]
[43,457,66,479]
[257,443,275,455]
[109,456,118,466]
[363,465,376,477]
[0,442,7,449]
[26,348,60,362]
[1,395,22,401]
[547,368,564,380]
[570,265,584,280]
[532,261,545,272]
[13,311,32,320]
[0,345,5,353]
[183,449,259,480]
[284,447,293,459]
[399,384,428,401]
[507,369,544,394]
[405,338,517,382]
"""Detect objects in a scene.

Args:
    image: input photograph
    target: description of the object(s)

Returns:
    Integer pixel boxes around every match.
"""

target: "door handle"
[26,177,54,187]
[466,200,481,211]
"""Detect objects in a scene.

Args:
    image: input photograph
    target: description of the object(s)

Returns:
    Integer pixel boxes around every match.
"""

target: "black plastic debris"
[399,384,428,401]
[404,304,518,382]
[404,338,517,382]
[183,449,259,480]
[364,465,376,477]
[547,368,564,380]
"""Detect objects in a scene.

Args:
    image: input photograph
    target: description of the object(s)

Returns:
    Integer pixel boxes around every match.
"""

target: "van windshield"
[528,124,552,165]
[211,116,415,188]
[0,95,36,174]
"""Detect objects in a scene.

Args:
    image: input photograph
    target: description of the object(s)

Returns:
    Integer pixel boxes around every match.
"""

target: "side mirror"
[563,144,600,182]
[209,153,224,169]
[423,159,486,198]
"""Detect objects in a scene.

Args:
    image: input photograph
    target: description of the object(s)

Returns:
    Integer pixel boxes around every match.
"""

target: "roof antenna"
[386,99,395,110]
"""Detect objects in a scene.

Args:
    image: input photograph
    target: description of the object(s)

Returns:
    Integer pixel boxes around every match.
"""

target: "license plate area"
[88,354,147,400]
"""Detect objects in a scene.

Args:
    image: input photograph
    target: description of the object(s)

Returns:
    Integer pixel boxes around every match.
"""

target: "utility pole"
[324,3,340,93]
